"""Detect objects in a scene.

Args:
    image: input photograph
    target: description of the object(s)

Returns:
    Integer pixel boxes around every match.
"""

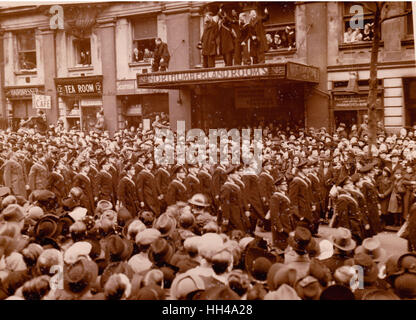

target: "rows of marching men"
[0,115,415,300]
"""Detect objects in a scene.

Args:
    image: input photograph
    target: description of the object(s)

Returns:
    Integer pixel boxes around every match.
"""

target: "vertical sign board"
[32,94,51,109]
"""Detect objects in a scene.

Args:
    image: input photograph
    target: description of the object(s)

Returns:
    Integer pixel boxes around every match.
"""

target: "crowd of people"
[344,22,375,44]
[0,113,416,300]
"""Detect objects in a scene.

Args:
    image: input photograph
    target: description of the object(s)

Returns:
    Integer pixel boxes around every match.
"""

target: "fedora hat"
[355,237,387,263]
[288,227,316,254]
[153,214,177,238]
[34,214,59,239]
[148,238,175,265]
[330,227,356,252]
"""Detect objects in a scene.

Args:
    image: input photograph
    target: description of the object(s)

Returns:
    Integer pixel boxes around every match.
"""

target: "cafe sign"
[55,76,103,97]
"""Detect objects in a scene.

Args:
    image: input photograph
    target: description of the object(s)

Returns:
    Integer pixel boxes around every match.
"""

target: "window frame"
[72,38,92,67]
[131,16,158,64]
[15,29,37,72]
[264,22,297,52]
[342,3,377,46]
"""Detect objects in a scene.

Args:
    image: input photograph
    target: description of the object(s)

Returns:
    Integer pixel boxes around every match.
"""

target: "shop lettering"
[57,81,103,96]
[6,87,40,97]
[138,66,276,85]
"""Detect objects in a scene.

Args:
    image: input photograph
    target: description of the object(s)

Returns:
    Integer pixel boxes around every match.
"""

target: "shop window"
[264,2,296,51]
[132,16,157,63]
[73,38,91,66]
[342,2,376,44]
[16,30,37,71]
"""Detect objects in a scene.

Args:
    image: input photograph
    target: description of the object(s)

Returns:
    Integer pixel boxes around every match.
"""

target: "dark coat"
[198,170,214,206]
[259,171,275,206]
[288,176,313,223]
[241,173,265,220]
[269,191,292,250]
[166,179,187,206]
[117,176,139,217]
[334,193,364,243]
[96,170,115,205]
[135,170,161,217]
[72,173,95,214]
[155,167,171,198]
[218,16,234,54]
[184,174,201,201]
[361,180,382,235]
[201,20,219,56]
[154,42,170,63]
[220,181,249,232]
[212,166,227,208]
[377,175,393,216]
[248,13,269,55]
[46,172,66,206]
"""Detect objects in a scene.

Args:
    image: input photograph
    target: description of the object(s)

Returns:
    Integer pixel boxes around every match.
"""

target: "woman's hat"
[330,227,356,252]
[288,226,316,254]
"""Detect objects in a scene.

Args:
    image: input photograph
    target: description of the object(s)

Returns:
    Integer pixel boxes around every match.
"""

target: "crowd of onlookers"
[344,23,375,43]
[0,114,415,300]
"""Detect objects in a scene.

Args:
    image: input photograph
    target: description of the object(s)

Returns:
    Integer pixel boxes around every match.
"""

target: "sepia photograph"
[0,0,414,303]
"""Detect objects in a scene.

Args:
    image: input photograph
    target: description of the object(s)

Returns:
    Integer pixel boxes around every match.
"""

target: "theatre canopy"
[136,62,320,89]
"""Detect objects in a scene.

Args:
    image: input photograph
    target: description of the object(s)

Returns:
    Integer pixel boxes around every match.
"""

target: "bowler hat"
[34,214,59,239]
[245,247,276,281]
[288,226,316,254]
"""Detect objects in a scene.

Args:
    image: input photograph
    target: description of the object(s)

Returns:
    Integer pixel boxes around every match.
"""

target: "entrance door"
[334,110,357,129]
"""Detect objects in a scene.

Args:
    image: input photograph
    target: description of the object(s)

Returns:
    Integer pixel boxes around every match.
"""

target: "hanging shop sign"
[55,76,103,97]
[333,93,383,110]
[32,94,51,109]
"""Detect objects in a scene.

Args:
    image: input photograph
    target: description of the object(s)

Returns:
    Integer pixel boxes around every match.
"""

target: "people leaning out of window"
[344,23,374,44]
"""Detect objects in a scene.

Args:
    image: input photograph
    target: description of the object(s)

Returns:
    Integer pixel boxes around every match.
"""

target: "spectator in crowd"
[344,27,354,43]
[363,23,374,41]
[152,38,170,72]
[133,48,143,62]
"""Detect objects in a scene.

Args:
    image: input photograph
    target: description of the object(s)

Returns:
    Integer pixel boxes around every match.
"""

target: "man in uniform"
[136,158,161,217]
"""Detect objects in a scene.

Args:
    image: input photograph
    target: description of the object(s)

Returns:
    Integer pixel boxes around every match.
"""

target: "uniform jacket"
[377,175,393,216]
[334,192,363,241]
[135,169,161,216]
[259,171,275,206]
[3,159,27,199]
[96,170,115,204]
[28,162,49,191]
[155,167,171,198]
[241,172,265,220]
[270,191,292,250]
[361,180,382,235]
[117,176,140,217]
[288,175,313,222]
[46,172,66,205]
[220,181,249,231]
[198,170,214,206]
[72,173,95,214]
[166,179,187,206]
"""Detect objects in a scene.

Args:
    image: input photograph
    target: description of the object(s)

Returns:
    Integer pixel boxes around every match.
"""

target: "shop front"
[117,79,169,130]
[55,76,103,132]
[136,62,320,131]
[332,91,384,132]
[4,85,45,131]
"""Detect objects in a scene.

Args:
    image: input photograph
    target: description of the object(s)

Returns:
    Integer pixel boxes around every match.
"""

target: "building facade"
[0,2,414,134]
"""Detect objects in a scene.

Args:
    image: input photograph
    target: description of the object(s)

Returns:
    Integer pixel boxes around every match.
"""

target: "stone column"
[98,17,118,135]
[0,28,6,126]
[39,27,58,124]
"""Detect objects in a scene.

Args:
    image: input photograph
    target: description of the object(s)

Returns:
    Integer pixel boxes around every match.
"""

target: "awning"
[137,62,320,90]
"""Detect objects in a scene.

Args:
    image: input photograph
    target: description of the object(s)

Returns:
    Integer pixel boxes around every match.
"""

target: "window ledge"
[401,38,414,47]
[266,48,297,56]
[339,41,384,51]
[15,70,37,75]
[68,65,94,72]
[129,62,152,68]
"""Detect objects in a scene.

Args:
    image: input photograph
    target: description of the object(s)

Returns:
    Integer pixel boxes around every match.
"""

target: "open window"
[16,30,37,71]
[73,38,91,66]
[343,2,376,44]
[264,2,296,51]
[132,16,157,63]
[406,2,413,36]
